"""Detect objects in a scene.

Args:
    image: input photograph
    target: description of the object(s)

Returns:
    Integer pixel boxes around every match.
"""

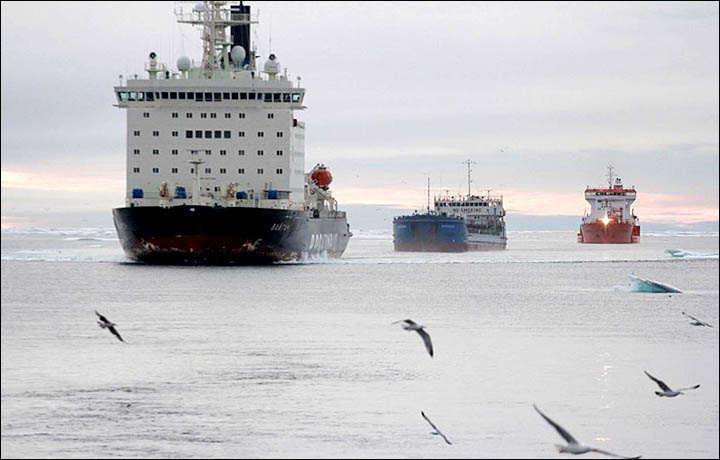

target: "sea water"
[1,229,718,458]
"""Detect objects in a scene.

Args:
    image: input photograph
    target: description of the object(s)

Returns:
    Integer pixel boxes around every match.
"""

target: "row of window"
[131,130,284,138]
[438,202,495,207]
[132,149,285,156]
[131,167,283,174]
[119,91,303,103]
[163,112,271,119]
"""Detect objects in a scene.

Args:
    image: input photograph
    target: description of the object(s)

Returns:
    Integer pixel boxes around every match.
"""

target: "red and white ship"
[577,166,640,244]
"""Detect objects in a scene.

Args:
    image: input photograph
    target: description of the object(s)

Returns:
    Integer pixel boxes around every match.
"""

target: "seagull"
[95,310,124,342]
[421,411,452,445]
[644,371,699,397]
[534,404,641,458]
[393,319,433,357]
[682,312,712,327]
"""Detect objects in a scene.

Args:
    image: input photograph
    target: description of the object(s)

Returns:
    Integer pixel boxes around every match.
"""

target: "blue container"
[267,190,278,199]
[175,186,186,199]
[236,191,248,199]
[132,188,144,199]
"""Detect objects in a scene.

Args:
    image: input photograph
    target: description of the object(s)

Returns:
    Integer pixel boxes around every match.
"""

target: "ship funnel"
[230,3,252,68]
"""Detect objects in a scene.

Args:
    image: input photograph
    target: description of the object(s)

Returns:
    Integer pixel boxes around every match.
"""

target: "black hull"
[112,205,351,265]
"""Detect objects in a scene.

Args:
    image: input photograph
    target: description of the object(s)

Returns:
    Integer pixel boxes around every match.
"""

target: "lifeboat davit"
[311,164,333,189]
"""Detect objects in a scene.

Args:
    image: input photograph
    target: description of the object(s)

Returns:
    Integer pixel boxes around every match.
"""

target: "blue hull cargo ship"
[393,214,467,252]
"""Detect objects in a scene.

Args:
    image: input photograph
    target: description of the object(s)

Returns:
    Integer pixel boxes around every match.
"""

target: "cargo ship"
[393,163,507,252]
[111,2,351,264]
[577,166,640,244]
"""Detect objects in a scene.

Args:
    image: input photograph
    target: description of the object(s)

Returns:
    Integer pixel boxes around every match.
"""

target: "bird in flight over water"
[533,404,641,458]
[393,319,433,357]
[682,311,712,327]
[421,411,452,445]
[95,311,124,342]
[644,371,699,397]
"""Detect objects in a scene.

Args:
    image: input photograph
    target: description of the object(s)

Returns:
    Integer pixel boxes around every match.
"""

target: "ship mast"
[462,159,477,197]
[175,1,258,78]
[606,164,615,189]
[427,177,431,213]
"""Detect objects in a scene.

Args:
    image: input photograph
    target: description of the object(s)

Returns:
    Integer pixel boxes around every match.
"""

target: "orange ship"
[577,166,640,244]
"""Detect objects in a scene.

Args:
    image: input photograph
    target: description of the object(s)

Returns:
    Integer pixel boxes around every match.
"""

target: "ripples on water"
[1,230,718,458]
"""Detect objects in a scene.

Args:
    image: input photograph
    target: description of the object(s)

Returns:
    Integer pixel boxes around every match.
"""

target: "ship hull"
[113,205,351,264]
[577,221,637,244]
[393,214,467,252]
[466,233,507,251]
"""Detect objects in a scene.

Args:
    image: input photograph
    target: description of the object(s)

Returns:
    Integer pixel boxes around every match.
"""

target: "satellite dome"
[230,46,246,64]
[264,54,280,74]
[177,56,191,71]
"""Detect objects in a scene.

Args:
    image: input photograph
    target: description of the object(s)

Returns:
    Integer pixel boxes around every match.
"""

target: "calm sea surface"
[2,229,718,458]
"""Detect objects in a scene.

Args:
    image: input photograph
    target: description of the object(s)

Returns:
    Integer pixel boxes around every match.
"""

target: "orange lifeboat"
[311,164,333,189]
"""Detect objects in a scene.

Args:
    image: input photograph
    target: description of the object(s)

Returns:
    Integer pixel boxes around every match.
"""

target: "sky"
[1,1,718,229]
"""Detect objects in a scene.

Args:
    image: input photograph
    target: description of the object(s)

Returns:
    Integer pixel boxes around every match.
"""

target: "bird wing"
[676,384,700,392]
[644,371,671,392]
[590,447,642,459]
[416,328,433,357]
[683,312,702,323]
[682,312,712,327]
[421,411,451,445]
[533,404,578,445]
[108,326,124,342]
[95,310,110,324]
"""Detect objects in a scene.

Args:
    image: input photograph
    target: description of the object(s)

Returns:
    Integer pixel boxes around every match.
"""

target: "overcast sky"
[1,1,718,228]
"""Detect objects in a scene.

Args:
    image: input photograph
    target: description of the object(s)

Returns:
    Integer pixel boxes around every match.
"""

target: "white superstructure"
[433,160,507,249]
[113,2,319,212]
[581,165,638,225]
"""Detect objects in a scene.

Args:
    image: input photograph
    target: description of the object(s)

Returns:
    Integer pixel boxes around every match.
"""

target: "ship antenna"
[606,164,615,189]
[462,159,477,197]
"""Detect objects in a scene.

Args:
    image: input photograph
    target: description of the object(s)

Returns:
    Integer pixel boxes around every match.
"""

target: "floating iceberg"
[615,274,682,293]
[666,248,718,259]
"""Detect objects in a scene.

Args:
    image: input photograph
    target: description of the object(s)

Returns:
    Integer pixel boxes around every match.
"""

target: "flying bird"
[95,310,124,342]
[393,319,433,357]
[644,371,699,397]
[682,311,712,327]
[534,404,641,458]
[421,411,452,445]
